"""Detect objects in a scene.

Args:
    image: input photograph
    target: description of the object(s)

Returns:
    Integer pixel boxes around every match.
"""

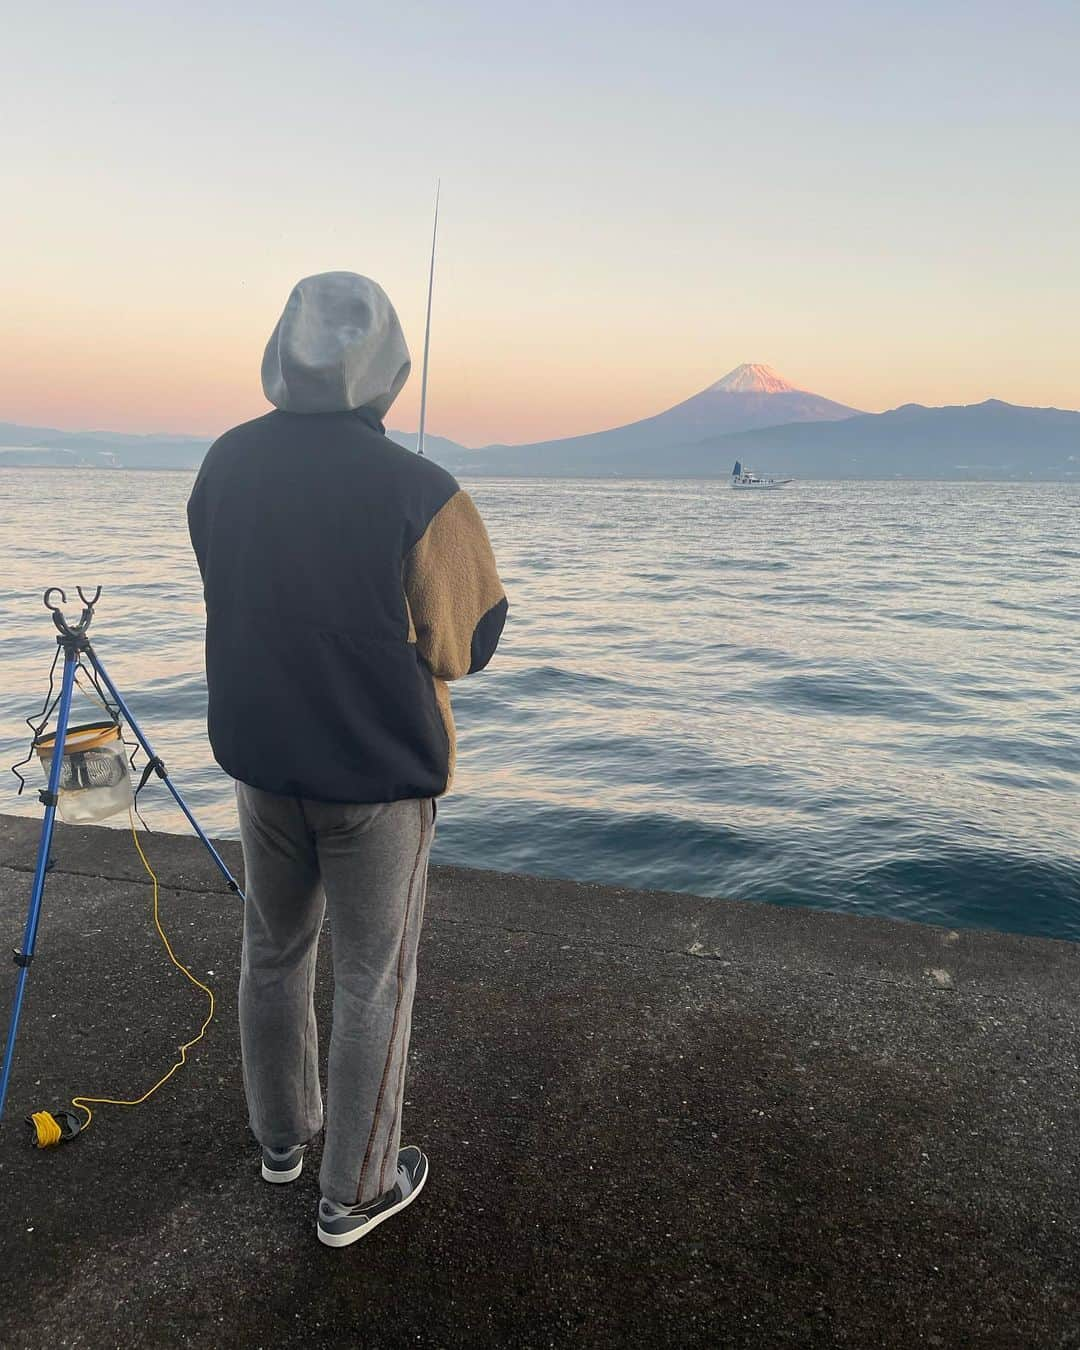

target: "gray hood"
[261,272,411,417]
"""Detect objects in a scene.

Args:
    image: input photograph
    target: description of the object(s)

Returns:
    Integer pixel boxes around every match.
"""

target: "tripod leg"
[0,646,79,1119]
[84,647,243,899]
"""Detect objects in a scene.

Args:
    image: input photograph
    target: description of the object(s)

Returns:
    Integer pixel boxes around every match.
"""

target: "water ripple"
[1,470,1077,940]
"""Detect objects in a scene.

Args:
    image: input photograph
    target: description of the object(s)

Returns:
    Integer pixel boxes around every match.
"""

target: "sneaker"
[316,1146,429,1247]
[261,1143,307,1184]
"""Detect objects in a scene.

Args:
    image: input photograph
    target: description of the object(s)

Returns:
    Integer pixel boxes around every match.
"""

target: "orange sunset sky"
[2,2,1078,447]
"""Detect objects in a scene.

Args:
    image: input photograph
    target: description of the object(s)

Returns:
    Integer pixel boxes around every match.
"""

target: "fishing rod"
[415,179,440,457]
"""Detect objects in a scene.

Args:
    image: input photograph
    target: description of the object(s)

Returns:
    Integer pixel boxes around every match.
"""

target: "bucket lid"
[35,720,122,756]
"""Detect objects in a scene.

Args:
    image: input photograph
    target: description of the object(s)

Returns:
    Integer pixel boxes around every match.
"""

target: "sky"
[1,0,1078,446]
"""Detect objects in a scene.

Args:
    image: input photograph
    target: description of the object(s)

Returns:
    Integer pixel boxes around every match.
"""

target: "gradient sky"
[2,0,1078,446]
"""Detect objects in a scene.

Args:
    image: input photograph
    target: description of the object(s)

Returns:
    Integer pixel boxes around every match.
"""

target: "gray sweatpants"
[236,783,435,1206]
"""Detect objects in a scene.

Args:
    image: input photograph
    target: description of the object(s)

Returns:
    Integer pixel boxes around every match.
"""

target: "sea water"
[1,469,1076,940]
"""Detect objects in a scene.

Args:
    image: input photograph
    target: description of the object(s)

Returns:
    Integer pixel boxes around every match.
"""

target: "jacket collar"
[349,406,386,435]
[276,405,386,435]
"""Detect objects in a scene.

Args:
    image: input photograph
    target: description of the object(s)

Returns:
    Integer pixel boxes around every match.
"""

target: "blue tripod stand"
[0,587,242,1122]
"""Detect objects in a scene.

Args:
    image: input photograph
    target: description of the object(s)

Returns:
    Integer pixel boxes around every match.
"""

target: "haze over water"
[1,468,1076,941]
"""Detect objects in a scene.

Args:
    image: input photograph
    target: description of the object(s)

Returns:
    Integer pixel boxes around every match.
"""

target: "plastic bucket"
[35,720,134,823]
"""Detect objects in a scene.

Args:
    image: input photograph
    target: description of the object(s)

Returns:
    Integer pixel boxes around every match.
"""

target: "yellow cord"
[29,1110,63,1146]
[29,810,215,1146]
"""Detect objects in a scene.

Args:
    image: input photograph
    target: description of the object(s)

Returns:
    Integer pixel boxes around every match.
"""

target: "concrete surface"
[0,812,1077,1348]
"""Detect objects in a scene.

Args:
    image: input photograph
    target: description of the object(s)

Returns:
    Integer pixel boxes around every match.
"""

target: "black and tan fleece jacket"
[186,271,507,804]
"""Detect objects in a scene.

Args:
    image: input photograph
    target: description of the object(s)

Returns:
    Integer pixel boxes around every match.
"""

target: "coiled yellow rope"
[28,1109,64,1146]
[28,810,215,1147]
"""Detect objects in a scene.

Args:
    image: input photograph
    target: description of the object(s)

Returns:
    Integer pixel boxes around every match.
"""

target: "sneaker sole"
[262,1157,304,1184]
[316,1162,428,1248]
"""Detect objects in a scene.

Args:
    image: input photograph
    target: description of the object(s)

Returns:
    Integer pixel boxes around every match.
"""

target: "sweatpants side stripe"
[379,1005,413,1194]
[379,835,431,1190]
[355,798,426,1203]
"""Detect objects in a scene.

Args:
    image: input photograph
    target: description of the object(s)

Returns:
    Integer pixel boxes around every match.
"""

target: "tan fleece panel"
[403,489,505,682]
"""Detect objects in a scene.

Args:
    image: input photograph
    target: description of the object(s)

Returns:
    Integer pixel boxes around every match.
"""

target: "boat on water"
[730,460,792,490]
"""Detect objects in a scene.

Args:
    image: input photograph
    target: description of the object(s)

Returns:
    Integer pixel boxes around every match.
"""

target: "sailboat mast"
[416,180,440,457]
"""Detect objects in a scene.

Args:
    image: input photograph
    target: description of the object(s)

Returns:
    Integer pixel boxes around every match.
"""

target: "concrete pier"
[0,812,1078,1347]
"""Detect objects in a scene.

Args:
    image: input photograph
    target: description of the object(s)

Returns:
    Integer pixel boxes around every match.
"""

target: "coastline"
[1,463,1078,481]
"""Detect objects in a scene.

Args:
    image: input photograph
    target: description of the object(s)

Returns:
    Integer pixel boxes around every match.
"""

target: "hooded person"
[187,271,507,1246]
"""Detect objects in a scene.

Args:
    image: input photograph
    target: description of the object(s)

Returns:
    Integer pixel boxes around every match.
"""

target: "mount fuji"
[449,364,861,474]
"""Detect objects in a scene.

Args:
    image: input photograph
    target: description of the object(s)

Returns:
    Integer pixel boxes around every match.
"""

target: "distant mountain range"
[455,365,861,475]
[674,398,1080,481]
[0,421,209,469]
[2,365,1077,479]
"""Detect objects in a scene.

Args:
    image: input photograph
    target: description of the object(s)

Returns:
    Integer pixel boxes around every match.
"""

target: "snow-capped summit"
[707,364,801,395]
